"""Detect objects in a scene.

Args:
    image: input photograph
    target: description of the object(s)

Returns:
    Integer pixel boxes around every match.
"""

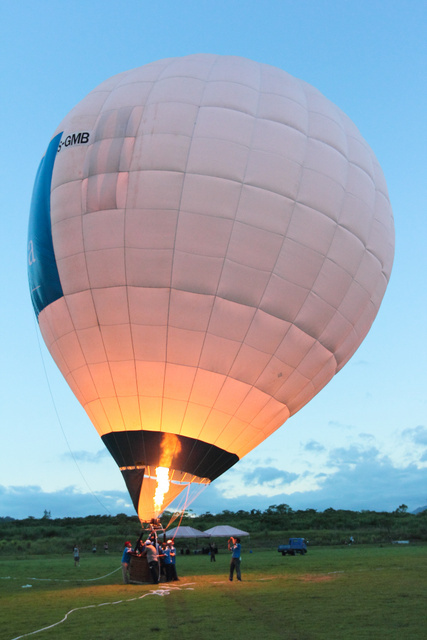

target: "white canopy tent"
[203,525,250,537]
[166,525,210,539]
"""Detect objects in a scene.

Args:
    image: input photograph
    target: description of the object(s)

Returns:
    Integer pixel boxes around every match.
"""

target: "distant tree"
[395,504,408,514]
[219,510,235,519]
[42,510,51,520]
[235,509,249,517]
[113,513,129,522]
[277,504,293,515]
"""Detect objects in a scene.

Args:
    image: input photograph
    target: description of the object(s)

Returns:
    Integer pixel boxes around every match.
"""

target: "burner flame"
[154,466,170,512]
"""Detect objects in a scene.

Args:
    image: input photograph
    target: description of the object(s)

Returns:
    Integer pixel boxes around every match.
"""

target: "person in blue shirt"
[167,539,179,581]
[121,541,133,584]
[228,536,242,581]
[162,542,174,582]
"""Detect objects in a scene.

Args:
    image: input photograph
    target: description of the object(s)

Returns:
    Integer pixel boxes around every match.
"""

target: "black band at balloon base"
[101,430,239,482]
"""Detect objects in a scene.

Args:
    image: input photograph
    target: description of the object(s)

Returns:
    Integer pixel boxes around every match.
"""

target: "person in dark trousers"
[142,540,159,584]
[209,542,217,562]
[228,536,242,581]
[167,539,179,580]
[73,545,80,567]
[162,542,174,581]
[121,541,133,584]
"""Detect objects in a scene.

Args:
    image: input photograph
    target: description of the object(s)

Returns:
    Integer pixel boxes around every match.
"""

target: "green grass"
[1,544,426,640]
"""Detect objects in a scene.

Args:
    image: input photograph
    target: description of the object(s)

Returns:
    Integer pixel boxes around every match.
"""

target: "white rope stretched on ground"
[10,582,195,640]
[1,566,122,583]
[28,566,122,582]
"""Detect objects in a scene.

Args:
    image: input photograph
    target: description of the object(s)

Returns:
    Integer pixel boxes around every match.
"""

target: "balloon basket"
[129,554,152,584]
[144,518,164,532]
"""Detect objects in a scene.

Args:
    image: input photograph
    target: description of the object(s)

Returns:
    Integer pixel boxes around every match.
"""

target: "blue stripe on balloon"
[28,132,64,318]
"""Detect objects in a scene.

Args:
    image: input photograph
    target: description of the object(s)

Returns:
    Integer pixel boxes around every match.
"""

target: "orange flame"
[154,466,170,512]
[159,433,181,467]
[153,434,182,514]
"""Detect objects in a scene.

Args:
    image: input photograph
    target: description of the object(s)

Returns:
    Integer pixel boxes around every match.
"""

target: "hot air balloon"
[28,54,394,522]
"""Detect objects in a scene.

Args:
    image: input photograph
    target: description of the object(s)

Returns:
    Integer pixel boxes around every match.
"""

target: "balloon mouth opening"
[120,464,210,521]
[120,465,210,485]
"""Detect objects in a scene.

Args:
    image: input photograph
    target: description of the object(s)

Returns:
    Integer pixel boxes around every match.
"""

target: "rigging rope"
[33,317,112,515]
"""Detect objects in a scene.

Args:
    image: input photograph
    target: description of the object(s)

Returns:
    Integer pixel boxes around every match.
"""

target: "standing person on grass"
[228,536,242,582]
[142,540,160,584]
[167,539,179,581]
[73,545,80,567]
[121,541,133,584]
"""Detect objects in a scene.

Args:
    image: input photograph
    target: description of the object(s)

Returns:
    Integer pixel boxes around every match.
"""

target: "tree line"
[1,504,426,555]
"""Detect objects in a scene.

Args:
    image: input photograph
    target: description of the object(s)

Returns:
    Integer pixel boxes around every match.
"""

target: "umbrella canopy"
[204,525,250,537]
[166,525,210,539]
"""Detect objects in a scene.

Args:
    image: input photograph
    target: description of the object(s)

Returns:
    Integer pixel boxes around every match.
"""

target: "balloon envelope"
[28,54,394,521]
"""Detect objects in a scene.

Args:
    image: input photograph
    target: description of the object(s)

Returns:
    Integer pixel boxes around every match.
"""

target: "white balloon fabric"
[28,54,394,521]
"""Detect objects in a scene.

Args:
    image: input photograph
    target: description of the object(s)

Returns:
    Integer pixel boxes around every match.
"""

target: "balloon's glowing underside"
[28,54,394,521]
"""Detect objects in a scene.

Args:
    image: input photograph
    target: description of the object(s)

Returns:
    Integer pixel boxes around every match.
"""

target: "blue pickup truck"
[278,538,307,556]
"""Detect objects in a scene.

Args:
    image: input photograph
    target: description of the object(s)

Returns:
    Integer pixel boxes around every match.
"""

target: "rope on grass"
[28,566,122,582]
[1,567,122,583]
[10,582,196,640]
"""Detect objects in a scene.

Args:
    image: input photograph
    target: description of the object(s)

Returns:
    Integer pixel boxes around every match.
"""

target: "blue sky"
[1,0,426,520]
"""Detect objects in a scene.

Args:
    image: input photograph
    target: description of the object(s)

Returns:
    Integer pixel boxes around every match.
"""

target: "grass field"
[1,544,426,640]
